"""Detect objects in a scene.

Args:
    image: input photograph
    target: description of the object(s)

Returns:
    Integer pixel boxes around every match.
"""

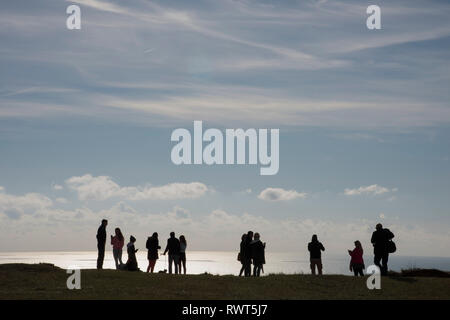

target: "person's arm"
[321,243,325,251]
[371,232,376,244]
[163,240,169,255]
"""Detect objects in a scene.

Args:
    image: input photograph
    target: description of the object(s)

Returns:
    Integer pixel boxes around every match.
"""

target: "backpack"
[387,240,396,253]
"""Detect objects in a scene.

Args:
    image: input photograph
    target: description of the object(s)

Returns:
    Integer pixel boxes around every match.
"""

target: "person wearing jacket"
[250,233,266,277]
[111,227,124,269]
[348,240,364,276]
[243,231,254,277]
[146,232,161,273]
[96,219,108,269]
[308,234,325,275]
[371,223,394,275]
[163,232,181,274]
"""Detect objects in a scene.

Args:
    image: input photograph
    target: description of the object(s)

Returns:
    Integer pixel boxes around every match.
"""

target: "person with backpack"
[371,223,395,276]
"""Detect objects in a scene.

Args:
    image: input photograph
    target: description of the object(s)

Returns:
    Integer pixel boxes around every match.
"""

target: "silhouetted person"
[111,227,124,269]
[243,231,254,277]
[163,232,181,274]
[126,235,138,271]
[348,240,364,276]
[238,234,247,276]
[371,223,394,276]
[308,234,325,275]
[179,235,187,275]
[251,233,266,277]
[96,219,108,269]
[146,232,161,273]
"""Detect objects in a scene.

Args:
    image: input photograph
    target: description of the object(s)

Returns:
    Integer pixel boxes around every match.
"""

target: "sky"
[0,0,449,257]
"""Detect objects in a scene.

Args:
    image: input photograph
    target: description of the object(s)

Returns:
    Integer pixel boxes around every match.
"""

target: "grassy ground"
[0,263,449,300]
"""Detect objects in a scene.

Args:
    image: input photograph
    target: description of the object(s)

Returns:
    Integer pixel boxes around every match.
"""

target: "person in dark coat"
[146,232,161,273]
[96,219,108,269]
[371,223,394,276]
[250,233,266,277]
[163,232,181,274]
[238,234,247,276]
[126,235,139,271]
[308,234,325,275]
[243,231,254,277]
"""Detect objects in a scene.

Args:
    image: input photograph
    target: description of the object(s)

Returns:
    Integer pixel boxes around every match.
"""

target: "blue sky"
[0,0,449,256]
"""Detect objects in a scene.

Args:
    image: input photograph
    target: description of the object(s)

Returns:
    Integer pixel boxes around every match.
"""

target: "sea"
[1,251,450,275]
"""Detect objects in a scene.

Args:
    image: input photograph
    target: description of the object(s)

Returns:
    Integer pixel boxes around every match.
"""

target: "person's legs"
[148,259,156,273]
[310,259,316,275]
[113,249,119,269]
[381,253,389,276]
[118,249,123,265]
[374,253,382,272]
[245,260,252,277]
[97,244,105,269]
[181,256,186,274]
[174,255,180,274]
[317,259,323,275]
[168,255,174,274]
[239,264,245,276]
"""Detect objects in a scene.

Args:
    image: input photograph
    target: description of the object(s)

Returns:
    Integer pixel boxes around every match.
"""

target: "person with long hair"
[238,233,247,276]
[348,240,365,276]
[179,235,187,274]
[250,232,266,277]
[146,232,161,273]
[111,227,124,269]
[126,235,139,271]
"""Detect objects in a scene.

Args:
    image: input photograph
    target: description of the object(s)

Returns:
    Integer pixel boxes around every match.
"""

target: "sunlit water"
[1,251,449,275]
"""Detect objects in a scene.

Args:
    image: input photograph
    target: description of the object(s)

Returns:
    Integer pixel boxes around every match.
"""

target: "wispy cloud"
[258,187,307,201]
[65,174,209,201]
[344,184,397,196]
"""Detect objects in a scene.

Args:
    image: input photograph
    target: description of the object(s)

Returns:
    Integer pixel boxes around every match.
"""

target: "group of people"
[96,219,188,274]
[97,219,395,277]
[306,223,395,276]
[238,231,266,277]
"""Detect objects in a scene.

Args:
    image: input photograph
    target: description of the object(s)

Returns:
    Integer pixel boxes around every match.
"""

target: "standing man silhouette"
[163,231,181,274]
[371,223,394,275]
[96,219,108,269]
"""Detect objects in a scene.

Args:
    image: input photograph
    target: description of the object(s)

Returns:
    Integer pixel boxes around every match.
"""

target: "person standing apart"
[163,232,181,274]
[308,234,325,275]
[371,223,394,276]
[179,235,187,275]
[111,227,124,269]
[146,232,161,273]
[96,219,108,269]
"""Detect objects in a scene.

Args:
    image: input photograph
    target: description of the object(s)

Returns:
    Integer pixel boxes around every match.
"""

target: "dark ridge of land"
[0,263,449,300]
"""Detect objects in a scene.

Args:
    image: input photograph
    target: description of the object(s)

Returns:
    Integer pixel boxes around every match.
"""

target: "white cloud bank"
[344,184,397,196]
[258,187,307,201]
[65,174,209,201]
